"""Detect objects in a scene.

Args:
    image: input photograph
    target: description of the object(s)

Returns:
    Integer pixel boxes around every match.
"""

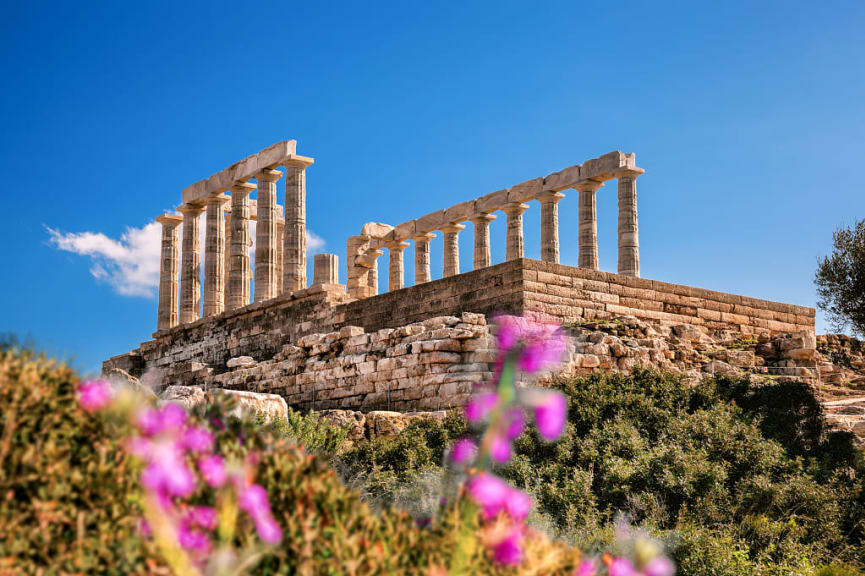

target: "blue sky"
[1,1,863,374]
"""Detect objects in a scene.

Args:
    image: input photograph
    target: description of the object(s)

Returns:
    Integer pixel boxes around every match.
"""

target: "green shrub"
[259,407,348,459]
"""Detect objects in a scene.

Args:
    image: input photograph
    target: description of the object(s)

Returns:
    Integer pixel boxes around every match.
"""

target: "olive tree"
[815,219,865,337]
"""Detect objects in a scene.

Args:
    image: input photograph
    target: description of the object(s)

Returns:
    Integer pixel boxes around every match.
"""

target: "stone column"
[347,235,372,299]
[254,169,282,302]
[617,169,643,277]
[156,214,183,331]
[470,213,496,269]
[576,180,602,270]
[228,182,255,311]
[178,203,204,324]
[276,212,285,295]
[412,232,436,284]
[367,248,383,295]
[283,163,308,294]
[203,194,229,318]
[223,211,231,310]
[387,240,410,291]
[441,224,465,277]
[313,253,339,284]
[539,191,565,264]
[503,202,529,260]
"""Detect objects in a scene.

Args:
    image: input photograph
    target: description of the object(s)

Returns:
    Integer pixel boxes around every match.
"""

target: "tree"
[815,219,865,337]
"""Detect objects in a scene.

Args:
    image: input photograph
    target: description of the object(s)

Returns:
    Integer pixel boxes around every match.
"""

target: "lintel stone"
[416,210,445,233]
[361,222,395,238]
[443,200,477,224]
[475,189,509,214]
[392,220,417,241]
[507,177,543,203]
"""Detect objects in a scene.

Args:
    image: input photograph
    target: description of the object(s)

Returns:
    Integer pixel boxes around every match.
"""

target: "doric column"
[313,253,339,284]
[412,232,436,284]
[276,211,284,295]
[223,211,231,310]
[366,248,383,295]
[617,169,643,277]
[228,182,255,311]
[387,240,410,291]
[539,191,565,264]
[441,224,465,278]
[254,169,282,302]
[575,180,602,270]
[203,194,229,318]
[347,235,372,299]
[178,203,204,324]
[156,214,183,331]
[470,213,496,269]
[283,162,309,294]
[503,202,529,260]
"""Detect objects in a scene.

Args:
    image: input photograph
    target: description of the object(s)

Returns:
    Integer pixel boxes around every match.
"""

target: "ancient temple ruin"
[104,140,817,412]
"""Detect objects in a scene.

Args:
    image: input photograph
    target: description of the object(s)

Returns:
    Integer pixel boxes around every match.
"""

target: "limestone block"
[256,140,298,169]
[507,177,543,203]
[227,356,255,368]
[475,189,509,214]
[393,220,417,240]
[160,385,206,409]
[415,210,445,233]
[580,151,631,181]
[444,200,477,223]
[339,326,365,338]
[361,222,395,238]
[672,324,704,342]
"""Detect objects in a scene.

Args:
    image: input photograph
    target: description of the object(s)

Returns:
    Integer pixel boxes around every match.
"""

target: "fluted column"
[228,182,255,310]
[575,180,602,270]
[254,169,282,302]
[441,224,465,277]
[223,211,231,310]
[366,248,383,295]
[539,191,565,263]
[313,253,339,284]
[503,202,529,260]
[283,163,308,293]
[470,213,496,269]
[204,194,229,317]
[156,214,183,331]
[276,213,284,295]
[387,240,410,291]
[412,232,435,284]
[178,203,204,324]
[617,169,643,277]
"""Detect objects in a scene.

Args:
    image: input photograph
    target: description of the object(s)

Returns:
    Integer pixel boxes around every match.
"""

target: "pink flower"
[239,484,282,544]
[576,559,598,576]
[198,455,227,488]
[450,438,477,464]
[178,523,211,553]
[534,391,567,440]
[140,440,196,497]
[505,408,525,440]
[136,407,164,437]
[126,436,152,458]
[492,527,523,565]
[253,515,283,544]
[465,393,498,423]
[186,506,218,530]
[467,473,511,519]
[518,324,566,373]
[182,426,214,453]
[490,434,511,463]
[608,557,636,576]
[159,403,188,433]
[495,316,522,351]
[77,380,113,412]
[644,557,675,576]
[504,488,531,521]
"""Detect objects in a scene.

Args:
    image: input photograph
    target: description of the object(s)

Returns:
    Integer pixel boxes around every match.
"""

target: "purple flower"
[490,434,511,463]
[159,403,188,433]
[495,316,522,351]
[533,391,567,440]
[465,393,498,423]
[518,324,566,373]
[492,527,523,565]
[178,523,211,553]
[450,438,477,464]
[608,558,636,576]
[504,488,531,521]
[644,556,675,576]
[136,407,164,437]
[505,408,525,440]
[576,559,598,576]
[140,440,196,498]
[253,515,283,544]
[467,473,511,519]
[77,380,113,412]
[198,455,227,488]
[126,436,152,459]
[186,506,218,530]
[182,426,214,453]
[239,484,282,544]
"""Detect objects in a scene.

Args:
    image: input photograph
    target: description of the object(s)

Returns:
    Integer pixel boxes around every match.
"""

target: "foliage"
[258,407,348,460]
[816,218,865,337]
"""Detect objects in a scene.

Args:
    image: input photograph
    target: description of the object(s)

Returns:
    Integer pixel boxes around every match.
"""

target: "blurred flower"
[505,408,525,440]
[465,393,497,423]
[178,522,211,553]
[503,488,531,522]
[449,438,477,464]
[182,426,214,453]
[490,434,511,463]
[533,391,567,440]
[77,380,113,412]
[644,556,675,576]
[186,506,218,531]
[136,407,163,436]
[239,484,282,544]
[198,454,227,488]
[609,557,636,576]
[492,527,523,565]
[159,403,188,433]
[141,440,197,498]
[467,473,511,520]
[576,559,598,576]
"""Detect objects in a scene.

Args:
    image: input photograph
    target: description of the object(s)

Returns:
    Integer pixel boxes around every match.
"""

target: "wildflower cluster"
[76,380,281,576]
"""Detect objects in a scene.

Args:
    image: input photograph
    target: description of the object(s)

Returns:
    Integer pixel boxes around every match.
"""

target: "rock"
[365,411,408,438]
[226,356,255,368]
[319,409,366,444]
[672,324,703,342]
[219,390,288,422]
[703,360,738,376]
[784,348,817,361]
[103,367,157,399]
[160,385,206,408]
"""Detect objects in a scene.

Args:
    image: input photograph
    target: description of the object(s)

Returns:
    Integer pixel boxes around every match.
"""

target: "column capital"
[230,181,257,194]
[206,193,230,206]
[411,231,436,242]
[470,212,497,224]
[386,240,411,251]
[281,156,315,169]
[502,202,529,215]
[614,167,645,180]
[156,213,183,226]
[440,223,466,234]
[178,203,204,215]
[256,168,283,182]
[538,191,566,204]
[574,179,604,193]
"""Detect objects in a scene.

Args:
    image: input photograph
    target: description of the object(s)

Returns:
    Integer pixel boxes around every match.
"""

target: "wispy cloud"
[47,221,327,298]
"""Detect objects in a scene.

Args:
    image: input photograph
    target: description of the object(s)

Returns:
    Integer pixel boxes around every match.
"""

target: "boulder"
[226,356,256,369]
[160,385,206,408]
[672,324,704,343]
[365,411,408,438]
[103,367,157,399]
[220,389,288,422]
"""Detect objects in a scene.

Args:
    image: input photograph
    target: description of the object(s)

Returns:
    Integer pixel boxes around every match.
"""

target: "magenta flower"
[450,438,477,464]
[182,426,214,453]
[198,454,227,488]
[467,473,511,519]
[141,440,196,498]
[178,523,211,553]
[644,556,675,576]
[492,527,523,565]
[239,484,282,544]
[609,557,637,576]
[490,434,511,463]
[576,559,599,576]
[136,407,164,437]
[505,408,525,440]
[77,380,113,412]
[159,403,188,433]
[465,393,498,423]
[495,316,522,351]
[253,515,283,544]
[503,488,531,521]
[518,323,566,373]
[533,391,567,440]
[186,506,218,530]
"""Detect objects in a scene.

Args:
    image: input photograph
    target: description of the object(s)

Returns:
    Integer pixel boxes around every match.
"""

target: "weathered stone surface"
[227,356,255,368]
[160,385,206,408]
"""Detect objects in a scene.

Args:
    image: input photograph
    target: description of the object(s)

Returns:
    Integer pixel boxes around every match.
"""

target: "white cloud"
[47,219,327,298]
